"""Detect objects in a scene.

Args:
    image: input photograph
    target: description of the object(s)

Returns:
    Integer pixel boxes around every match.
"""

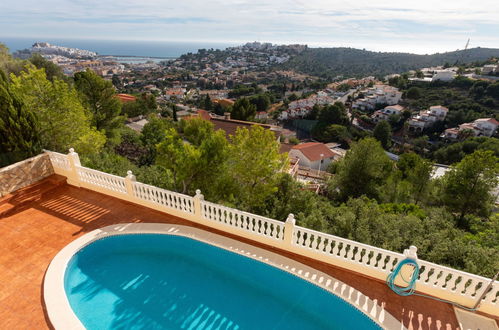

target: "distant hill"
[279,47,499,78]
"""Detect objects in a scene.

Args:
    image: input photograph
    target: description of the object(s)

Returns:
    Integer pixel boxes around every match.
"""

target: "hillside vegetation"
[280,47,499,78]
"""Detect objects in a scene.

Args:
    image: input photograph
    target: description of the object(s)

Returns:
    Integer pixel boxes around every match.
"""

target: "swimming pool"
[64,233,381,330]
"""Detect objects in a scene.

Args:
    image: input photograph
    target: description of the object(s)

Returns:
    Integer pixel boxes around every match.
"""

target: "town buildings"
[352,85,402,111]
[443,118,499,139]
[371,105,405,123]
[289,142,339,171]
[407,105,448,132]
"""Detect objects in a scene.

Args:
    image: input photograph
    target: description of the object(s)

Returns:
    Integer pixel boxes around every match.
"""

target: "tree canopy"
[441,150,499,226]
[74,69,123,142]
[0,69,41,166]
[10,65,105,155]
[332,138,393,200]
[230,97,257,121]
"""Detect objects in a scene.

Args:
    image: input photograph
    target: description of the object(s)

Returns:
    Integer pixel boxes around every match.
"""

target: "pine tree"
[0,70,41,166]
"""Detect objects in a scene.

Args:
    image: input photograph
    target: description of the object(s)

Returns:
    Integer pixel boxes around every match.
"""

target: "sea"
[0,37,238,62]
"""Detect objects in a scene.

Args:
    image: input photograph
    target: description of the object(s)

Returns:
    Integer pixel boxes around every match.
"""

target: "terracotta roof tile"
[291,142,335,161]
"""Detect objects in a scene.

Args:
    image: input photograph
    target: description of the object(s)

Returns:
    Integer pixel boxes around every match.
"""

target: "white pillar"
[284,213,296,247]
[67,148,81,187]
[193,189,204,222]
[125,170,136,198]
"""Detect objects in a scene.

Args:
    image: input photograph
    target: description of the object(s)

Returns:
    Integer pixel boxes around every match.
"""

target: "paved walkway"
[0,176,496,329]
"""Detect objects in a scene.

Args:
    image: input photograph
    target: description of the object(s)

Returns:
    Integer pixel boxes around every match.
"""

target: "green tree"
[397,153,433,204]
[0,69,41,166]
[10,65,105,155]
[373,120,392,149]
[74,69,123,141]
[231,97,256,121]
[202,94,213,111]
[156,122,228,195]
[332,138,393,200]
[317,103,349,126]
[0,43,25,75]
[29,53,65,82]
[312,124,351,146]
[121,93,157,118]
[223,126,288,212]
[249,94,271,111]
[406,87,422,99]
[441,150,498,226]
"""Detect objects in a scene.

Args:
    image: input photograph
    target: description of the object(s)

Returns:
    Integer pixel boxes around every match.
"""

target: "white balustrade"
[77,166,127,194]
[201,200,284,241]
[294,226,402,274]
[132,181,194,214]
[45,151,71,171]
[43,147,498,315]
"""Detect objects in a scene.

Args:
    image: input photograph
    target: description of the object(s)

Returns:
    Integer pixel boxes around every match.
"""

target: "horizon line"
[1,35,496,56]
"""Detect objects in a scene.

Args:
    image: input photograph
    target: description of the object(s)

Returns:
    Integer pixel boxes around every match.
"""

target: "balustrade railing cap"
[195,189,204,200]
[404,245,418,260]
[286,213,296,225]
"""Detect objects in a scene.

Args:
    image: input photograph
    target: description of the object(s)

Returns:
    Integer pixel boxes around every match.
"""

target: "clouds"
[1,0,498,53]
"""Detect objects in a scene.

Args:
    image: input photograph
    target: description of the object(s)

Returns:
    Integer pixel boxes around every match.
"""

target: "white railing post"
[125,170,136,198]
[284,213,296,247]
[193,189,204,222]
[396,245,418,287]
[67,148,81,187]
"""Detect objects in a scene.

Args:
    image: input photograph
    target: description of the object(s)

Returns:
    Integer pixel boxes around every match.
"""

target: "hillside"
[279,47,499,78]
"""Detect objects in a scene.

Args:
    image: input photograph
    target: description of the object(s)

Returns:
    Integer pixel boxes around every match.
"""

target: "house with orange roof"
[116,94,137,103]
[289,142,339,170]
[442,117,499,139]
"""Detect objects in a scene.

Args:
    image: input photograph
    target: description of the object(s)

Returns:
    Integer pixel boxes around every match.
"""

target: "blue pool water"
[64,234,381,329]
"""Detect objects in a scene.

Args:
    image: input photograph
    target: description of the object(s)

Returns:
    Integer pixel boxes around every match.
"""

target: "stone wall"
[0,153,54,197]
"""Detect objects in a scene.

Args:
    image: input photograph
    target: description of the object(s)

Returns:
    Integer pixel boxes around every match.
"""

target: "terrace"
[1,149,498,329]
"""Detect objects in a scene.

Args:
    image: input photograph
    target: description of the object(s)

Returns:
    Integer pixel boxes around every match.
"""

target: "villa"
[408,106,449,132]
[352,85,402,111]
[0,150,498,329]
[371,105,405,123]
[443,118,499,140]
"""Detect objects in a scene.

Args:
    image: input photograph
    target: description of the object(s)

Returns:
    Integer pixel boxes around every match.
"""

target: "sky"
[1,0,498,54]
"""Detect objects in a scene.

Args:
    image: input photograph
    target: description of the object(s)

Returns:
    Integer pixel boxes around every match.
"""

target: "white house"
[353,85,402,111]
[372,105,404,123]
[443,118,499,139]
[482,64,498,75]
[431,70,455,82]
[472,118,499,136]
[289,142,337,170]
[408,106,448,132]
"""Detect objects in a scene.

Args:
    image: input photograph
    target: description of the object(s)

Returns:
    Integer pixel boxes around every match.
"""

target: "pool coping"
[44,223,406,330]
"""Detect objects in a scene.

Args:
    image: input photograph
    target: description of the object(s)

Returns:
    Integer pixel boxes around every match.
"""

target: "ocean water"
[65,234,381,330]
[0,37,237,58]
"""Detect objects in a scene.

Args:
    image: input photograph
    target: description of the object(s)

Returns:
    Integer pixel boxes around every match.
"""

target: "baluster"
[427,268,440,286]
[454,276,468,294]
[369,252,379,268]
[234,213,240,227]
[482,287,498,303]
[326,240,333,254]
[304,233,311,248]
[298,231,305,246]
[346,244,354,259]
[435,271,449,288]
[356,248,364,263]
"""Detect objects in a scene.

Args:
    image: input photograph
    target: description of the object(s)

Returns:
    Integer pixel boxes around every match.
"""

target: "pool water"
[65,234,381,330]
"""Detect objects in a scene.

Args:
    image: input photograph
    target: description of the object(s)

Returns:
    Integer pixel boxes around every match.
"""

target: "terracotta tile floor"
[1,176,497,330]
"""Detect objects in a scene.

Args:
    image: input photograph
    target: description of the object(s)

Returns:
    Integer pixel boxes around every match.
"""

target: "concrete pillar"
[67,148,81,187]
[125,170,136,197]
[193,189,204,221]
[284,213,296,247]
